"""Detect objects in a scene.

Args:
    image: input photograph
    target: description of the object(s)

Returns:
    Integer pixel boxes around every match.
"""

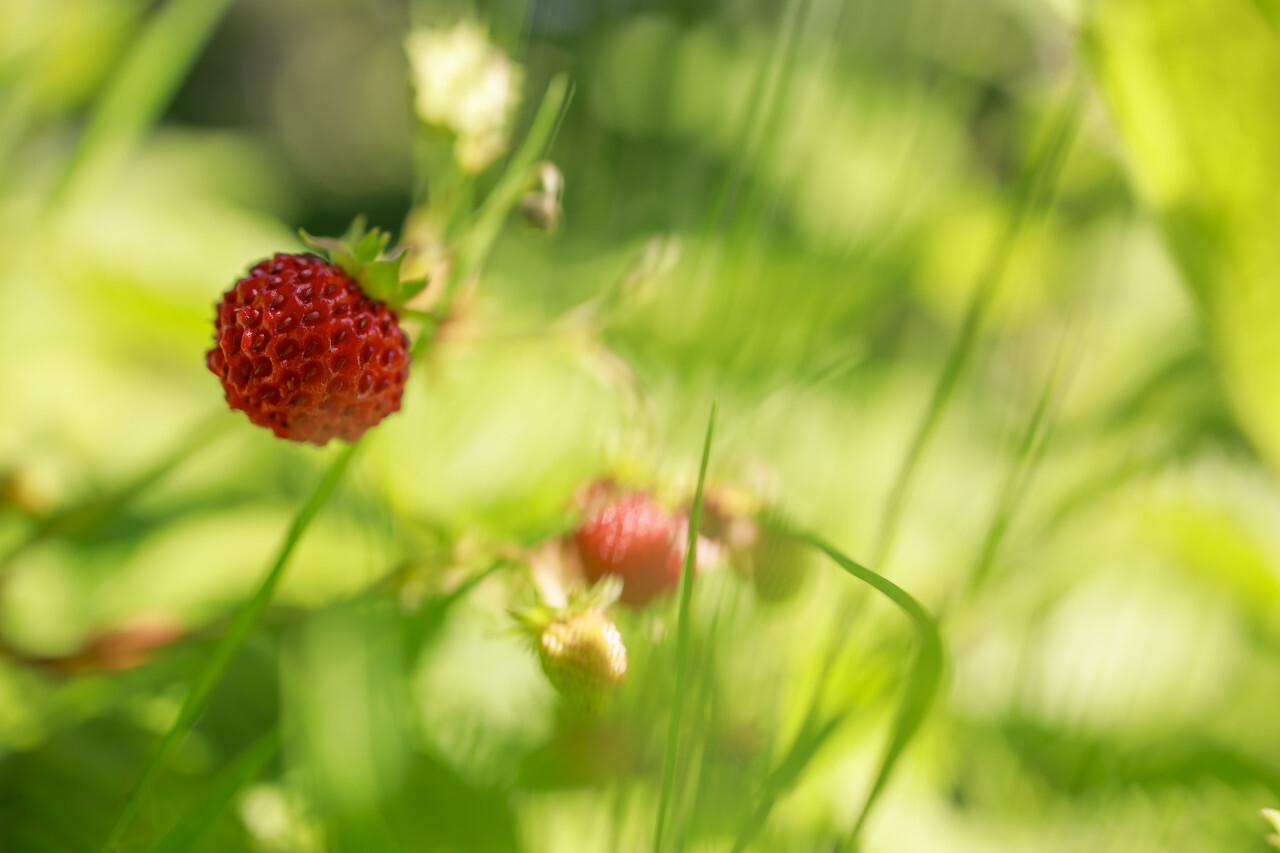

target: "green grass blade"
[730,713,845,853]
[98,442,359,852]
[870,74,1084,571]
[733,530,944,853]
[799,533,944,852]
[52,0,237,205]
[702,0,809,236]
[963,342,1067,599]
[653,402,717,853]
[151,730,281,853]
[0,411,230,575]
[435,76,573,313]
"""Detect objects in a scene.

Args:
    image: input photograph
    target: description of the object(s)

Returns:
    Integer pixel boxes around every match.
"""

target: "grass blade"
[653,402,718,853]
[52,0,238,205]
[151,730,281,853]
[98,442,359,852]
[442,77,573,303]
[732,530,944,853]
[0,411,230,576]
[870,74,1084,571]
[963,340,1068,600]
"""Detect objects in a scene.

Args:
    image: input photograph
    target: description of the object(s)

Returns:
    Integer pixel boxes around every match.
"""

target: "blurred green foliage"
[2,0,1280,851]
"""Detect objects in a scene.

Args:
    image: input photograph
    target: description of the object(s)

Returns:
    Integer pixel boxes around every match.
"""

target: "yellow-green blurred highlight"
[2,0,1280,851]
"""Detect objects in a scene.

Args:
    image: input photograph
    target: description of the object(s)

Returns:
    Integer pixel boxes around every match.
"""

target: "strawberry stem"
[97,441,359,853]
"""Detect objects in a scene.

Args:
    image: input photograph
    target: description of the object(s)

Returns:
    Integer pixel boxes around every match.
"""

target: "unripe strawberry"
[704,499,808,604]
[741,512,809,602]
[573,493,684,607]
[537,610,628,714]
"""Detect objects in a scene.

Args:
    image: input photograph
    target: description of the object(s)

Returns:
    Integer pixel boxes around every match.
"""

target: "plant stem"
[408,75,573,360]
[870,73,1084,572]
[98,442,359,853]
[962,337,1068,601]
[51,0,237,207]
[654,402,717,853]
[0,411,230,577]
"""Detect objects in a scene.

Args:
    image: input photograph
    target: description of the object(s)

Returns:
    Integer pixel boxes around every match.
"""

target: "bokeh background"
[3,0,1280,850]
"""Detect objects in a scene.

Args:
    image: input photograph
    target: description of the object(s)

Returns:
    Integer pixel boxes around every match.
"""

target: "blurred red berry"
[206,253,409,445]
[573,494,684,607]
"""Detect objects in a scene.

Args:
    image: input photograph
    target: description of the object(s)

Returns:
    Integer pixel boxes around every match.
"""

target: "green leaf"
[300,220,424,308]
[1084,0,1280,473]
[359,252,409,304]
[352,228,391,269]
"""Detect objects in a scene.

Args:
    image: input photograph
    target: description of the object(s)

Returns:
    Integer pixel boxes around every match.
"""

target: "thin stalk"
[653,403,717,853]
[0,411,230,575]
[51,0,237,206]
[702,0,810,237]
[98,442,359,852]
[871,74,1085,571]
[411,74,574,359]
[963,339,1068,600]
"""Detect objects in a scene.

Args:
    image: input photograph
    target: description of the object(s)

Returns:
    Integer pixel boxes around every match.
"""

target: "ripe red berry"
[206,253,410,445]
[573,494,684,607]
[538,609,628,714]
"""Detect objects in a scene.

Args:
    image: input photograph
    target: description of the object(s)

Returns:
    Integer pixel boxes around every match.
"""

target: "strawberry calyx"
[512,576,628,715]
[510,575,623,636]
[299,216,429,309]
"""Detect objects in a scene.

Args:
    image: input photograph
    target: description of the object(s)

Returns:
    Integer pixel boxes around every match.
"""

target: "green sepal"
[299,216,428,308]
[509,576,622,639]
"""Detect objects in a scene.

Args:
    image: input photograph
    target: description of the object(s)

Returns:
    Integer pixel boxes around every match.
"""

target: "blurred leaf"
[54,0,237,203]
[1084,0,1280,473]
[152,729,279,853]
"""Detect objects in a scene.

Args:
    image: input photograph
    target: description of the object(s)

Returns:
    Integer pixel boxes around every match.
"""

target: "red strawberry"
[537,609,628,714]
[206,220,426,445]
[573,493,684,607]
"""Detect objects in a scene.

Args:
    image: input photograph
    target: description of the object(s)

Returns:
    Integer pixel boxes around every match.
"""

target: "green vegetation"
[2,0,1279,850]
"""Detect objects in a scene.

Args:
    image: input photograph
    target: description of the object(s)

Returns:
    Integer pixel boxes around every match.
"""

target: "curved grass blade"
[52,0,237,205]
[99,442,359,852]
[732,530,944,853]
[653,402,717,853]
[151,729,281,853]
[870,75,1084,571]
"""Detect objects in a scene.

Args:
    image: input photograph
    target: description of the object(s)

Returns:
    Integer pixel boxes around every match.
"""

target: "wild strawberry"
[206,220,427,446]
[536,609,628,715]
[573,493,684,607]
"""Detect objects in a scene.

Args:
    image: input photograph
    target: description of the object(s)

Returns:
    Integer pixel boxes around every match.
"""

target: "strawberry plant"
[1,1,1279,852]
